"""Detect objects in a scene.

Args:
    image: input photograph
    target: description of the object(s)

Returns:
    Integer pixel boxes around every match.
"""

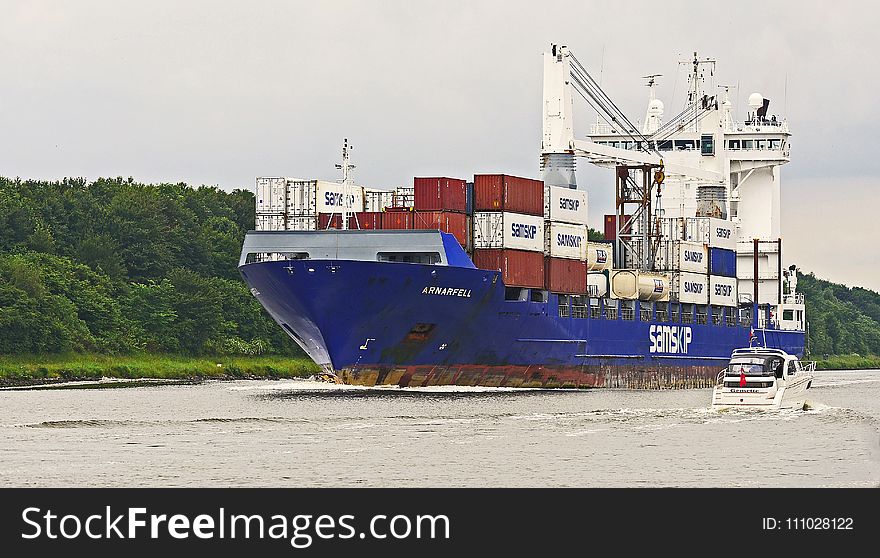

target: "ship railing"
[621,307,635,321]
[715,369,727,385]
[696,311,708,325]
[590,305,601,319]
[801,361,817,373]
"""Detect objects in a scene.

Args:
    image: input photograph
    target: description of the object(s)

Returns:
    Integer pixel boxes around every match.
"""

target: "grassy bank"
[0,353,320,386]
[812,354,880,371]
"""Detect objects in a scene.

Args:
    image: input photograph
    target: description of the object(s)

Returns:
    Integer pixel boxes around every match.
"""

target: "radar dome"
[647,98,664,116]
[748,92,764,109]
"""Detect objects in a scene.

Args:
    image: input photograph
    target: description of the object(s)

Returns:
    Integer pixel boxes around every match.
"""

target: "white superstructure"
[540,44,805,332]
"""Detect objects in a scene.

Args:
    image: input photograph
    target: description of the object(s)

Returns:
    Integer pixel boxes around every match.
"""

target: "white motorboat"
[712,347,815,410]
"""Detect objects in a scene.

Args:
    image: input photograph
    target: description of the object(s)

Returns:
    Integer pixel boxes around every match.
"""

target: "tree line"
[0,177,296,355]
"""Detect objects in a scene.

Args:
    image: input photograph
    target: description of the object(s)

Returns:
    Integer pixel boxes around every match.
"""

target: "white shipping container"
[393,186,414,208]
[256,214,286,231]
[587,242,613,271]
[672,272,709,305]
[544,186,588,225]
[285,215,317,231]
[256,177,287,214]
[473,212,545,252]
[545,222,588,260]
[364,188,394,212]
[655,240,708,274]
[710,275,738,307]
[285,179,365,215]
[707,217,737,250]
[587,272,608,298]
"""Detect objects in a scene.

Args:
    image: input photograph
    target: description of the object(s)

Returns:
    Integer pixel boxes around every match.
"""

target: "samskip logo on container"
[683,250,703,262]
[556,233,583,248]
[715,226,732,239]
[324,192,357,207]
[649,325,692,354]
[714,284,733,297]
[511,223,537,239]
[684,281,704,294]
[559,198,580,211]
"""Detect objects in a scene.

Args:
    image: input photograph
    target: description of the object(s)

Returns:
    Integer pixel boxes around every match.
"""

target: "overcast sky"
[1,1,877,290]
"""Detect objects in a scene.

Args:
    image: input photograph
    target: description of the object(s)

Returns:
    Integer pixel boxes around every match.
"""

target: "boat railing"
[715,369,727,385]
[801,361,817,373]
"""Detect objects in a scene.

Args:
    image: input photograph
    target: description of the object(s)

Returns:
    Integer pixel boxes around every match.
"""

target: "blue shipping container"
[709,247,737,277]
[465,182,475,215]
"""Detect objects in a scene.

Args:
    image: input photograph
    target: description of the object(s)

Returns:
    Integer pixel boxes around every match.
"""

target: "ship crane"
[541,44,723,271]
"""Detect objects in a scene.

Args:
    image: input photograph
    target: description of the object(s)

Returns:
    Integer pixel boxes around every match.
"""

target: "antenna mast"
[334,138,358,230]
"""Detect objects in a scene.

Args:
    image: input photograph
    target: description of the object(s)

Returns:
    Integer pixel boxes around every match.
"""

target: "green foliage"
[798,272,880,358]
[587,227,605,241]
[0,176,298,357]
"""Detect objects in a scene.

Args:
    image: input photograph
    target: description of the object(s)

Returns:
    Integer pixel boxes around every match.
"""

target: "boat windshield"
[727,357,773,376]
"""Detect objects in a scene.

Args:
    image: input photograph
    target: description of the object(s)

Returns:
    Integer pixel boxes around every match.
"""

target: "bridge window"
[743,139,754,150]
[783,309,794,321]
[769,139,781,150]
[377,252,441,264]
[658,140,673,151]
[728,139,740,150]
[701,134,715,156]
[756,139,766,150]
[674,140,696,151]
[530,289,548,303]
[505,287,527,301]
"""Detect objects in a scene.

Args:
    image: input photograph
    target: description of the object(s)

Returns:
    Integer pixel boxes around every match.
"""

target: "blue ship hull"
[239,257,805,389]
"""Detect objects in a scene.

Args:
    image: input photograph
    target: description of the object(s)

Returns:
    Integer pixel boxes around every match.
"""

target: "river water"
[1,370,878,487]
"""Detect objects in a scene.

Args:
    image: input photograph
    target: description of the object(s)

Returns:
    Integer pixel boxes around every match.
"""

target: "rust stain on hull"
[339,364,718,389]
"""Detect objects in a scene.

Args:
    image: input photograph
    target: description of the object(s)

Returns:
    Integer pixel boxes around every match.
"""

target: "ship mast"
[334,138,359,230]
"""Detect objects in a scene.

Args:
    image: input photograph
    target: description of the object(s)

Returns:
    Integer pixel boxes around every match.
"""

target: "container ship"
[238,45,806,388]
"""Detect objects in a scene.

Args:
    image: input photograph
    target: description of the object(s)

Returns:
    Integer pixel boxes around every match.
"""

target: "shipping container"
[603,214,631,242]
[708,247,737,277]
[353,212,383,230]
[392,186,415,208]
[465,182,475,215]
[610,270,670,302]
[587,272,609,298]
[544,185,588,225]
[286,179,365,215]
[544,222,588,260]
[671,271,709,305]
[473,212,545,252]
[412,211,469,247]
[663,216,737,250]
[654,240,708,274]
[472,249,545,289]
[545,257,587,294]
[256,213,286,231]
[413,177,467,213]
[256,177,287,214]
[363,188,394,212]
[709,275,738,306]
[382,209,414,230]
[587,241,614,271]
[317,213,345,230]
[473,174,544,216]
[286,215,317,231]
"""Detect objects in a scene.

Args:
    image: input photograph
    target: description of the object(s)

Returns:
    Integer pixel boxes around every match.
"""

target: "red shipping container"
[318,213,344,230]
[352,212,382,230]
[413,177,467,213]
[382,210,414,229]
[412,210,469,247]
[473,174,544,216]
[604,214,631,242]
[545,257,587,295]
[472,249,544,289]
